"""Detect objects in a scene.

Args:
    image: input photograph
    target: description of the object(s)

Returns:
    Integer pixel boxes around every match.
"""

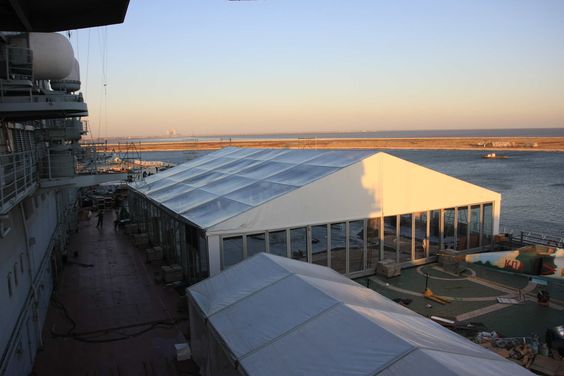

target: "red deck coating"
[33,212,199,375]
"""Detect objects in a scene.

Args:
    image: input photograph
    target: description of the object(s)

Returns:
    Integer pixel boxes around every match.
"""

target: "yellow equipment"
[423,273,451,305]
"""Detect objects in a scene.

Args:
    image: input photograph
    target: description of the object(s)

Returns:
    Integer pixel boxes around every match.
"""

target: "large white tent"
[187,253,531,376]
[129,148,501,280]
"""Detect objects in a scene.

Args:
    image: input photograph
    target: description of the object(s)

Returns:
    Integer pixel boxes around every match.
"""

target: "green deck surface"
[420,265,468,280]
[478,302,563,337]
[359,277,493,318]
[372,267,503,298]
[355,262,564,339]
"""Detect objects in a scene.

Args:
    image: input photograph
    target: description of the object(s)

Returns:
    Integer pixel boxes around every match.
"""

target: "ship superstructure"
[0,1,129,374]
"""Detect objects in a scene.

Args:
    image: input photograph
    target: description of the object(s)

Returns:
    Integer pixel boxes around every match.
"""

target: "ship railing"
[37,148,78,180]
[0,150,38,214]
[1,46,33,81]
[39,118,87,140]
[1,46,84,105]
[500,227,564,248]
[0,90,85,104]
[36,143,124,178]
[0,46,33,102]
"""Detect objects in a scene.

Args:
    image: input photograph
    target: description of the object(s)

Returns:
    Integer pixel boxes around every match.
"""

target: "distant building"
[128,148,501,282]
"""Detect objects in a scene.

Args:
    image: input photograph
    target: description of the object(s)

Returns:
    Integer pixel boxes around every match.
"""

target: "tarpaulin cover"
[187,254,532,376]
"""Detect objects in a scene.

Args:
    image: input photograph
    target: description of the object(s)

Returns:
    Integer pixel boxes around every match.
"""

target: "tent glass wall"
[330,223,346,273]
[383,216,397,261]
[247,233,266,257]
[457,206,469,250]
[131,178,497,279]
[185,225,209,283]
[269,230,287,257]
[399,214,412,262]
[366,218,380,268]
[311,225,328,266]
[483,203,493,248]
[443,208,455,249]
[429,210,441,256]
[414,212,427,260]
[291,227,308,262]
[469,205,481,249]
[348,220,364,273]
[223,236,243,268]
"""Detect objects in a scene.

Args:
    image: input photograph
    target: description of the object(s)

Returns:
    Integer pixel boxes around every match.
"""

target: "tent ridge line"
[371,344,512,375]
[370,346,419,376]
[412,346,510,363]
[237,300,343,363]
[207,273,294,319]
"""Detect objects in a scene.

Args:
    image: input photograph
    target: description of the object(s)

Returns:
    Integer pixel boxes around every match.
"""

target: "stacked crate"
[376,259,401,278]
[438,249,466,274]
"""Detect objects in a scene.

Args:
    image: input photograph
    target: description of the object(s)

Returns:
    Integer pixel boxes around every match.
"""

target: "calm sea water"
[117,128,564,144]
[139,149,564,237]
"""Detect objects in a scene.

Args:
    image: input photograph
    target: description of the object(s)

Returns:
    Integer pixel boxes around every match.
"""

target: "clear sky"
[72,0,564,138]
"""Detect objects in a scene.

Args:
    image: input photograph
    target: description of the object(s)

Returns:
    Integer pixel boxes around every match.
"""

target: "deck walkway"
[33,212,198,376]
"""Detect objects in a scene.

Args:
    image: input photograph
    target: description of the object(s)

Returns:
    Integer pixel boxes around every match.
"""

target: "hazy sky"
[72,0,564,138]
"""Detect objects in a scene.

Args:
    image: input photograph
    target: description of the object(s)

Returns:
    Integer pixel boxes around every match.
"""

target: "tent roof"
[130,147,500,232]
[130,147,376,229]
[187,254,531,376]
[207,150,500,234]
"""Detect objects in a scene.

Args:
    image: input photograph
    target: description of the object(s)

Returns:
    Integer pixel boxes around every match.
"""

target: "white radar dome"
[29,33,74,80]
[51,58,81,92]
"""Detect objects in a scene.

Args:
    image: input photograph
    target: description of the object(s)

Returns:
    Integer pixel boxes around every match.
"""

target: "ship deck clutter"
[33,212,198,376]
[360,264,564,336]
[358,264,564,374]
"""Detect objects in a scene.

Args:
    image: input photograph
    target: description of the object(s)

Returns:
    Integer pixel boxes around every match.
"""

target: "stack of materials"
[475,331,564,374]
[438,249,467,274]
[376,259,401,278]
[161,264,183,283]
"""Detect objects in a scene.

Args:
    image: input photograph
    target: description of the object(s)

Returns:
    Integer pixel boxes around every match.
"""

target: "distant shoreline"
[96,136,564,153]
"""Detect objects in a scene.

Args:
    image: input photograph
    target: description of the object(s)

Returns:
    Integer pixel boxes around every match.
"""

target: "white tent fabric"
[187,254,532,376]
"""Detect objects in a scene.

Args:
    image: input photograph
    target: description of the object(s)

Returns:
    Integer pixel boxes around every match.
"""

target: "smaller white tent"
[187,253,532,376]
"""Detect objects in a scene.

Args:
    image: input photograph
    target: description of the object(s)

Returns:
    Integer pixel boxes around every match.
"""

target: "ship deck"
[33,212,198,376]
[31,211,563,374]
[357,263,564,338]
